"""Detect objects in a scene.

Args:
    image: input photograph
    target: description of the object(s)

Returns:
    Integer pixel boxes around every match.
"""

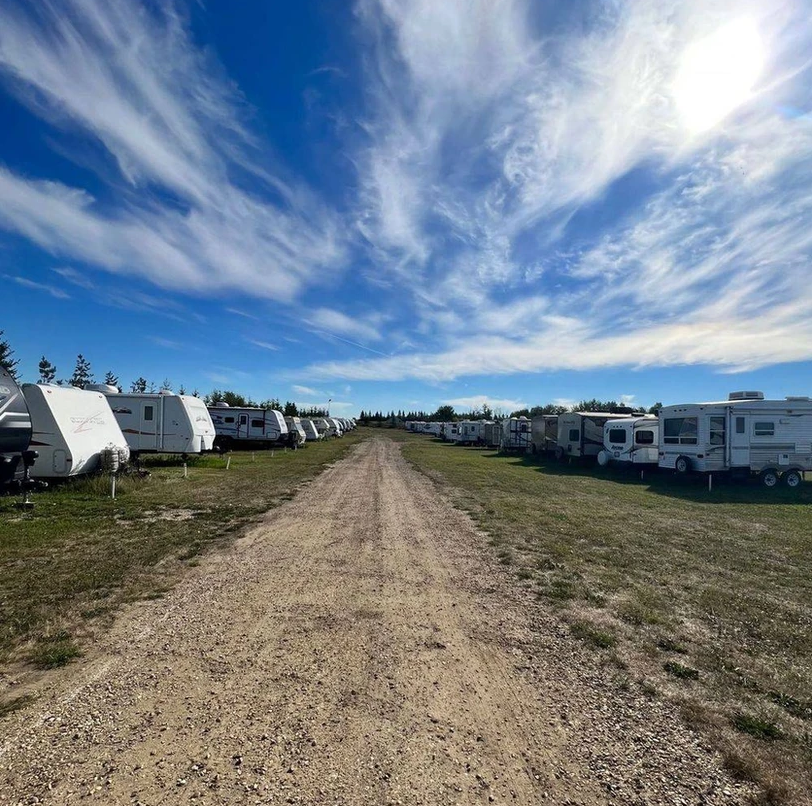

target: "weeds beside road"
[0,432,368,675]
[399,433,812,805]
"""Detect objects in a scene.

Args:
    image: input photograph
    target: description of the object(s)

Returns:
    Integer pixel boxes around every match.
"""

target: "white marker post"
[226,456,231,471]
[111,474,116,500]
[183,463,188,479]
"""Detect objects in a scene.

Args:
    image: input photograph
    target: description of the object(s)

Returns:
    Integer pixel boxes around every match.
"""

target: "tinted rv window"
[635,430,654,445]
[736,417,745,434]
[608,428,626,444]
[143,405,154,421]
[568,429,579,442]
[224,416,235,424]
[663,417,698,444]
[251,419,264,428]
[754,421,774,437]
[709,416,726,446]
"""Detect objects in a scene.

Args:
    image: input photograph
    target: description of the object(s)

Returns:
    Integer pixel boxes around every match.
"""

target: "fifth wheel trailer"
[0,367,35,486]
[658,391,812,488]
[90,387,215,457]
[22,384,130,479]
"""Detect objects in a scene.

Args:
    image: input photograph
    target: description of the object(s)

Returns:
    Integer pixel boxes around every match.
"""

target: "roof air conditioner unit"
[728,391,764,401]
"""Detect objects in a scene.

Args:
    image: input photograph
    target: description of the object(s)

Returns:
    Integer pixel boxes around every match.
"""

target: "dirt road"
[0,438,749,804]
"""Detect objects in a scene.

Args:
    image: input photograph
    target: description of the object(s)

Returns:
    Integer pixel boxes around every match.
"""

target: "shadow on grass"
[475,450,812,506]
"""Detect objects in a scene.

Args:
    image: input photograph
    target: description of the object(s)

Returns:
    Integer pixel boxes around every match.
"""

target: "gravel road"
[0,437,751,805]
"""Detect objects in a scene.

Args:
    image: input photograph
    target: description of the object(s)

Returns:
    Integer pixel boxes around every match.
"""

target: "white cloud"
[292,384,322,397]
[4,273,70,299]
[248,340,280,352]
[443,394,526,413]
[306,308,383,342]
[0,0,345,300]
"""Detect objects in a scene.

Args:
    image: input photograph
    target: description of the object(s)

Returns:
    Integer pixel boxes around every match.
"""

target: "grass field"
[398,433,812,805]
[0,431,368,675]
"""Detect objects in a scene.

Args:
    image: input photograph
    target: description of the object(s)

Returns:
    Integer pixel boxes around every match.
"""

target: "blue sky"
[1,0,811,417]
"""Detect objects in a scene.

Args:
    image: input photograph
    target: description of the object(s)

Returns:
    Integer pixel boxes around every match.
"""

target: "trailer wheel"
[760,468,779,489]
[554,446,565,462]
[674,455,691,474]
[783,469,803,489]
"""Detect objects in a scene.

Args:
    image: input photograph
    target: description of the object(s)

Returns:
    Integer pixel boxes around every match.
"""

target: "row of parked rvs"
[0,368,356,488]
[406,390,812,490]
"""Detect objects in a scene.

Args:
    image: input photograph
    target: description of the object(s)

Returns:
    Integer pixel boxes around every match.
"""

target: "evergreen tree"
[0,331,19,380]
[160,378,173,391]
[38,355,57,384]
[69,354,93,388]
[648,402,663,415]
[103,370,120,390]
[283,401,298,417]
[178,384,187,395]
[131,377,148,393]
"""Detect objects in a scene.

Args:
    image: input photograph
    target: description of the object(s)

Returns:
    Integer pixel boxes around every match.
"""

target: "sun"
[673,18,765,134]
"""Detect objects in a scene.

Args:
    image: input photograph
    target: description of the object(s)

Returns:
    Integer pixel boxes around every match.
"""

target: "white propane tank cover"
[597,450,610,467]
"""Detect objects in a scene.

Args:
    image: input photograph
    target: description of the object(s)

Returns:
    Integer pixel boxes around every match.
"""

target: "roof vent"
[728,391,764,401]
[786,396,811,402]
[214,401,230,407]
[86,383,119,394]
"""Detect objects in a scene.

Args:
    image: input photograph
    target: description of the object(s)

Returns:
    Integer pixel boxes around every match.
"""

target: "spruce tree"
[131,377,148,393]
[69,354,93,388]
[0,331,19,380]
[103,370,120,389]
[38,356,57,384]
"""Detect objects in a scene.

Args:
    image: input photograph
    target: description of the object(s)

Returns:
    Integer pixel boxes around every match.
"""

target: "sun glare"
[674,18,764,134]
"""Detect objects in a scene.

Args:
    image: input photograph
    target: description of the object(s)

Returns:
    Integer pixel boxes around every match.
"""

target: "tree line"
[0,331,325,417]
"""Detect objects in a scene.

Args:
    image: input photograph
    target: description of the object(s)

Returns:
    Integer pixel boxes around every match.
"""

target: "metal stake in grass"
[111,473,116,499]
[183,462,188,479]
[226,456,231,471]
[708,474,713,492]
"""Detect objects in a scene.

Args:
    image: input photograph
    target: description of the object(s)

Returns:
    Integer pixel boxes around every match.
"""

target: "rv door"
[140,402,160,450]
[730,412,750,467]
[238,413,249,439]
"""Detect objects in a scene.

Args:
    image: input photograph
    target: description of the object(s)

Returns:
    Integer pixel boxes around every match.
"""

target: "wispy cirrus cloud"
[443,395,526,413]
[0,0,345,300]
[303,0,812,381]
[306,307,384,343]
[3,273,70,299]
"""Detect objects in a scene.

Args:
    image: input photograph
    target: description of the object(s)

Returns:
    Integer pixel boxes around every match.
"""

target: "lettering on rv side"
[70,412,107,433]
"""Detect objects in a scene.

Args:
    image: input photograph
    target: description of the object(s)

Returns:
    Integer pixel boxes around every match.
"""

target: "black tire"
[530,443,538,455]
[760,468,779,489]
[674,455,691,474]
[554,446,565,462]
[783,469,803,489]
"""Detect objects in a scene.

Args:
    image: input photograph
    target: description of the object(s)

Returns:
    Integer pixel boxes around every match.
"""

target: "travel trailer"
[441,422,460,442]
[311,417,331,438]
[423,422,443,437]
[597,416,659,467]
[0,367,35,486]
[556,412,633,460]
[481,421,502,448]
[91,387,215,457]
[500,417,532,452]
[453,420,486,445]
[658,392,812,488]
[207,404,287,450]
[23,384,130,479]
[327,418,344,437]
[284,416,307,447]
[530,415,558,455]
[300,419,323,441]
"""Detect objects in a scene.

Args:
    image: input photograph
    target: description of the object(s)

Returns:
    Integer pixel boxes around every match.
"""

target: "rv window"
[224,416,235,423]
[251,419,264,428]
[663,417,698,445]
[568,429,579,442]
[736,417,745,434]
[143,405,154,422]
[754,421,774,437]
[635,430,654,445]
[608,428,626,444]
[709,416,726,446]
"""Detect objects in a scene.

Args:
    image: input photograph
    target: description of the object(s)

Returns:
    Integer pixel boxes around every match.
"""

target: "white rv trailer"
[500,417,532,452]
[452,420,486,445]
[658,392,812,488]
[327,417,344,437]
[423,422,443,437]
[23,384,130,479]
[300,419,323,441]
[556,412,633,460]
[311,417,332,437]
[444,422,460,442]
[207,404,287,450]
[90,387,215,457]
[481,421,501,448]
[0,367,35,486]
[530,415,558,454]
[284,417,308,446]
[597,416,659,467]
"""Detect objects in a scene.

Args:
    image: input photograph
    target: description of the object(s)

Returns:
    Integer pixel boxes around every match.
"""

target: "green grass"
[398,433,812,803]
[570,619,617,649]
[0,431,369,667]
